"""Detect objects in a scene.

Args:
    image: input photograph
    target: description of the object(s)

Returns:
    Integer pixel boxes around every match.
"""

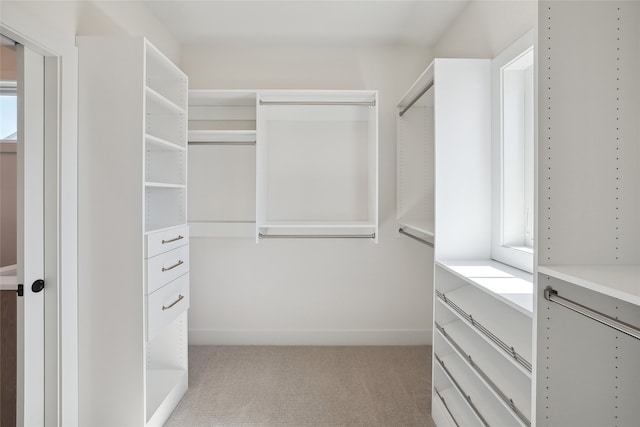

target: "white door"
[16,42,45,427]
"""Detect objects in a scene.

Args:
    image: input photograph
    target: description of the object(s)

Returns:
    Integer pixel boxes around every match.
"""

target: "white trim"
[1,15,78,427]
[189,328,432,346]
[491,29,536,274]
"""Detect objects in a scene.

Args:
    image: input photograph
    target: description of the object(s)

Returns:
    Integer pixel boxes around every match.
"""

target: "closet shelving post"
[537,2,640,425]
[396,58,534,426]
[187,90,257,238]
[256,90,379,242]
[78,36,190,427]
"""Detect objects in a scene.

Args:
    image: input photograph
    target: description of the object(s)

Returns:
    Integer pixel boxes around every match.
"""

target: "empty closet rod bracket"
[259,233,375,239]
[398,80,434,117]
[188,141,256,146]
[259,100,376,107]
[398,228,434,247]
[544,286,640,341]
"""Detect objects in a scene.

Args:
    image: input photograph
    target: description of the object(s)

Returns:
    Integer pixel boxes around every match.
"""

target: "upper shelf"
[188,130,256,144]
[538,264,640,306]
[397,60,434,109]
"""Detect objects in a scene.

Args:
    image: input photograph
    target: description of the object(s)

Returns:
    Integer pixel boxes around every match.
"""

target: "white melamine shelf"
[436,320,532,417]
[397,220,434,243]
[145,134,185,152]
[189,221,255,238]
[146,86,187,115]
[146,368,187,421]
[397,63,434,108]
[144,182,186,189]
[189,89,257,106]
[436,285,532,367]
[435,385,483,427]
[436,352,522,427]
[260,221,375,229]
[188,130,256,144]
[538,265,640,306]
[144,223,186,236]
[437,260,533,316]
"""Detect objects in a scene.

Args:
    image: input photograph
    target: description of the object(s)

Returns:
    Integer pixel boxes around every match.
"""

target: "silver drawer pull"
[162,294,184,311]
[162,235,184,244]
[161,260,184,272]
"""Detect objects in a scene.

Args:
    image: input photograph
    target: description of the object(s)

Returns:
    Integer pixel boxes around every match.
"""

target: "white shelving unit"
[396,65,435,246]
[78,36,189,427]
[256,90,378,242]
[188,90,257,238]
[537,2,640,425]
[397,59,534,426]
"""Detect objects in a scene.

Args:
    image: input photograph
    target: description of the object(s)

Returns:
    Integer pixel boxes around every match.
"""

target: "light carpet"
[165,345,435,427]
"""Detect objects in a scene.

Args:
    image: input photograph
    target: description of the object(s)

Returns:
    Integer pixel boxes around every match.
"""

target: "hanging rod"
[398,228,434,247]
[188,141,256,146]
[398,80,434,117]
[259,233,375,239]
[544,286,640,341]
[259,100,375,107]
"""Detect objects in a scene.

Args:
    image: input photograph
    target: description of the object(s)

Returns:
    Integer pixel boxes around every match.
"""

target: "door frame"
[1,24,65,427]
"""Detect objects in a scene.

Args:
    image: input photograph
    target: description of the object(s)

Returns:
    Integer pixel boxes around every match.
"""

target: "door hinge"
[17,284,23,297]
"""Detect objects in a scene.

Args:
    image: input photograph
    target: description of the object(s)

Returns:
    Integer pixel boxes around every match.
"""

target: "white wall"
[182,44,436,345]
[0,1,180,425]
[434,0,537,58]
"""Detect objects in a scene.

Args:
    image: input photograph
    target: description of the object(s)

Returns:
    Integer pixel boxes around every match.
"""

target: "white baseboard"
[188,328,432,346]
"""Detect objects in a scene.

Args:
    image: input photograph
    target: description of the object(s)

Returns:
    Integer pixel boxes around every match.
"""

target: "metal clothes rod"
[398,228,434,247]
[398,80,434,117]
[259,233,375,239]
[544,286,640,341]
[259,100,375,107]
[188,141,256,146]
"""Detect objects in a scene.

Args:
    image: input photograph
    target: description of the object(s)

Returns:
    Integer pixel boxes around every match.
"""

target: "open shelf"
[145,41,187,111]
[257,91,378,242]
[436,352,525,426]
[435,287,532,372]
[146,368,187,422]
[437,260,533,316]
[146,86,187,115]
[145,134,185,152]
[538,264,640,306]
[188,129,256,144]
[436,320,532,421]
[434,386,482,427]
[145,182,186,189]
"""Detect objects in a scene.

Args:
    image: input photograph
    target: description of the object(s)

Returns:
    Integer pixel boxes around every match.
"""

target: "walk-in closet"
[0,1,638,426]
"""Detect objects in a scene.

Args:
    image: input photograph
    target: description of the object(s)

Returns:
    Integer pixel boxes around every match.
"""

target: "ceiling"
[145,0,469,47]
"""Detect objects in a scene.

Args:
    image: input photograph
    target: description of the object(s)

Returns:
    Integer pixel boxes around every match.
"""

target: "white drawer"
[146,244,189,295]
[145,225,189,258]
[147,273,190,341]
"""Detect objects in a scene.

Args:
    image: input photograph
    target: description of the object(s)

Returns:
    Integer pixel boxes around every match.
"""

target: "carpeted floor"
[165,345,435,427]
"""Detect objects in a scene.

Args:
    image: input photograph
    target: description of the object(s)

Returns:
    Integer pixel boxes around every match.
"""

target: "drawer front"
[145,225,189,258]
[147,273,190,341]
[146,244,189,294]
